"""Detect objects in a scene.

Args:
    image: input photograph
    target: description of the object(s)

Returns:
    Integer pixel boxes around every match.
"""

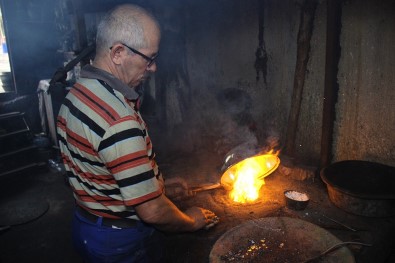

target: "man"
[56,4,218,262]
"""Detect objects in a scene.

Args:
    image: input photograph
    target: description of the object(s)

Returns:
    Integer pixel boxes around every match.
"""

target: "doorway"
[0,6,12,93]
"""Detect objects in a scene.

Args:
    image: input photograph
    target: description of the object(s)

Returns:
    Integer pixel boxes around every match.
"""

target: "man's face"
[124,47,158,87]
[120,26,160,88]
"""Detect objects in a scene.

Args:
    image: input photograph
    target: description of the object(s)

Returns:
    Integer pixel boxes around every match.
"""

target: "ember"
[221,152,280,203]
[220,239,267,262]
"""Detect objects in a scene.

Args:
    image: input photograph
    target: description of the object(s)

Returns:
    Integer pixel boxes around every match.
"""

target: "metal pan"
[320,160,395,217]
[190,151,280,194]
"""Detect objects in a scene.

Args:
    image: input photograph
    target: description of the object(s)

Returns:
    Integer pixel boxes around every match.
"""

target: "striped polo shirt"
[57,65,163,220]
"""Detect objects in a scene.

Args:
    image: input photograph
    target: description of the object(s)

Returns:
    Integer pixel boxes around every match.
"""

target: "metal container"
[320,160,395,217]
[209,217,355,263]
[220,153,280,191]
[284,190,310,210]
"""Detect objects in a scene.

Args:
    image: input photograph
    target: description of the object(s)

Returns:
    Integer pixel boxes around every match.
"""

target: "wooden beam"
[320,0,342,168]
[70,0,87,52]
[284,0,317,158]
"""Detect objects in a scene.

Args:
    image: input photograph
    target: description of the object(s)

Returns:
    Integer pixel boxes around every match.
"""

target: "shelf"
[0,162,46,178]
[0,111,24,120]
[0,128,30,139]
[0,111,45,177]
[0,145,37,159]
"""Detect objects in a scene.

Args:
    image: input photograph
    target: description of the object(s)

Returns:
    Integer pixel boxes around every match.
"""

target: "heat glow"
[223,152,280,203]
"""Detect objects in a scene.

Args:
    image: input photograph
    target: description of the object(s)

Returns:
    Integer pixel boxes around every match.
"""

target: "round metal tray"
[209,217,355,263]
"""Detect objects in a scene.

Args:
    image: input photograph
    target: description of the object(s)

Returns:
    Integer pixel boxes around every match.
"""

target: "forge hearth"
[160,151,395,263]
[210,189,266,207]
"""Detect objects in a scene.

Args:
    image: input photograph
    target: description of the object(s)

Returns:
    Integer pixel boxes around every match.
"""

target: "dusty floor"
[0,166,80,263]
[161,151,395,263]
[0,149,394,263]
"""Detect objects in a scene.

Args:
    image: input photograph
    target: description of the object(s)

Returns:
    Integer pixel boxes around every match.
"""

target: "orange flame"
[221,152,280,204]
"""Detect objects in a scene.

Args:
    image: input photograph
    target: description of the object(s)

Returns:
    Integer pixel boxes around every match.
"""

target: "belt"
[76,206,139,228]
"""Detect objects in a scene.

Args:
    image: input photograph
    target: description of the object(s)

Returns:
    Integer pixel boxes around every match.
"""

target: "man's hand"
[184,207,219,231]
[164,177,195,201]
[135,194,219,233]
[185,207,219,230]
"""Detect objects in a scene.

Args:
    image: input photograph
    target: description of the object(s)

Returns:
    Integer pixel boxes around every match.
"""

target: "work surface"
[0,150,394,263]
[159,151,395,263]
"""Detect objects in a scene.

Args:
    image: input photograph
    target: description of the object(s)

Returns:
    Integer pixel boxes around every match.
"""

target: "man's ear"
[110,44,124,65]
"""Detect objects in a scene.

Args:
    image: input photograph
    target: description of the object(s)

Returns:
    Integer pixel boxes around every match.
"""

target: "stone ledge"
[278,163,318,181]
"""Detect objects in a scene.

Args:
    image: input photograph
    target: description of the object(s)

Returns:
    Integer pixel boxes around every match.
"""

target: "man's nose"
[147,62,157,72]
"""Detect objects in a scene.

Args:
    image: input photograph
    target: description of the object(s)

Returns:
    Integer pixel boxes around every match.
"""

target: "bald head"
[95,4,160,57]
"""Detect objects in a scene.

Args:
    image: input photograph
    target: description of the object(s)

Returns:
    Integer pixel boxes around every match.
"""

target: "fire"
[221,151,280,203]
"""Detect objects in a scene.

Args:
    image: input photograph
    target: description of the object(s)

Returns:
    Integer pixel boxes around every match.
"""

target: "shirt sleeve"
[98,115,162,206]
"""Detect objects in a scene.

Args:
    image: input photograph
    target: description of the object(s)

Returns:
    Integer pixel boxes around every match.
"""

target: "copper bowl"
[221,154,280,191]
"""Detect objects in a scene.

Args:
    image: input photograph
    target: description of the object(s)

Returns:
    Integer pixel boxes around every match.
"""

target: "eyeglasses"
[115,43,158,67]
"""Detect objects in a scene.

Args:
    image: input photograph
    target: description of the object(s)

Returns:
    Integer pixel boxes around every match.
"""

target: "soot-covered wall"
[159,0,395,167]
[1,0,394,168]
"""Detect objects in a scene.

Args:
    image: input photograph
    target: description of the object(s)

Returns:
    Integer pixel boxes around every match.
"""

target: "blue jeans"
[72,209,165,263]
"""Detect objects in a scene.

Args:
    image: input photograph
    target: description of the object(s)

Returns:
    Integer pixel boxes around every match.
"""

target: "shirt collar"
[80,64,139,101]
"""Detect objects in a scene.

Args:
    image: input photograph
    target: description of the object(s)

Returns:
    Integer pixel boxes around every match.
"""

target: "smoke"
[212,87,280,170]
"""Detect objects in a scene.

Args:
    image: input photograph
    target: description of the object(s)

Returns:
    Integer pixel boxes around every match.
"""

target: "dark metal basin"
[320,160,395,217]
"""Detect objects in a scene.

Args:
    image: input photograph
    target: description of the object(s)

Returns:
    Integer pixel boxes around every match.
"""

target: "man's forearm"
[135,194,198,232]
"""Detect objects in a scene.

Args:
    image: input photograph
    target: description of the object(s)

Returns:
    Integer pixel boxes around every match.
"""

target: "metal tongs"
[301,241,372,263]
[190,183,222,193]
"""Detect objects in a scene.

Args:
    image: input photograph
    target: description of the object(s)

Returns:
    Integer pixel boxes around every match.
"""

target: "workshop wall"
[178,0,323,161]
[178,0,395,167]
[1,0,394,168]
[334,0,395,166]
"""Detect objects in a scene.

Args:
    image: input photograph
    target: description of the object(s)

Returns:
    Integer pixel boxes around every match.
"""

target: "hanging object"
[254,0,268,84]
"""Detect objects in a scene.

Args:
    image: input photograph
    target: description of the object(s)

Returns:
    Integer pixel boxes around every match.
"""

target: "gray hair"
[95,4,159,55]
